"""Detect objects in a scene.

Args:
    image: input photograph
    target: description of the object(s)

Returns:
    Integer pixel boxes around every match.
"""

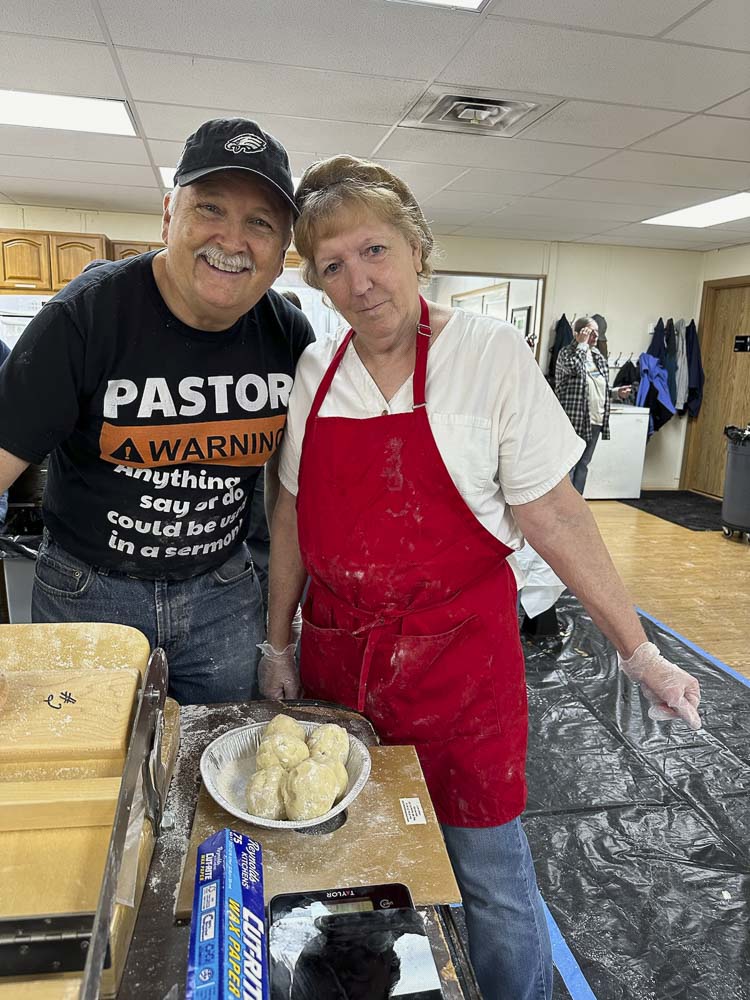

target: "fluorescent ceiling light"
[160,169,302,190]
[386,0,487,9]
[0,89,135,135]
[641,192,750,228]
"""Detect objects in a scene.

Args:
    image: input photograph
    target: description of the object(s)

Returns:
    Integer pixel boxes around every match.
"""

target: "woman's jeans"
[32,530,263,705]
[442,818,553,1000]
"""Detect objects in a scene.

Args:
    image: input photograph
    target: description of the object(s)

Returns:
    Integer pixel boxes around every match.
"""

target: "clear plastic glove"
[257,642,301,700]
[618,641,702,731]
[291,606,303,646]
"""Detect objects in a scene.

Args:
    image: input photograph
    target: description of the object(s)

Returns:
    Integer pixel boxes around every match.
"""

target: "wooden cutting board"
[0,698,179,918]
[0,623,151,680]
[176,744,461,917]
[0,669,139,777]
[0,697,181,999]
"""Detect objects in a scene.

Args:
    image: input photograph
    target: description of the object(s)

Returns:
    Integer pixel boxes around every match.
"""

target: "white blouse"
[280,309,584,557]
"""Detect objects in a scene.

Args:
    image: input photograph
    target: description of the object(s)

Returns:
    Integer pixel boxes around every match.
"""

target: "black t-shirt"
[0,252,314,579]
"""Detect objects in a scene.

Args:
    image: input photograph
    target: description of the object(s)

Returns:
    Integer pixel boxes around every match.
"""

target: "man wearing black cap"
[0,119,314,704]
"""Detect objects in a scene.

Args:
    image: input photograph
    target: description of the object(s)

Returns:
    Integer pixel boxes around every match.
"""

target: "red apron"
[296,297,527,827]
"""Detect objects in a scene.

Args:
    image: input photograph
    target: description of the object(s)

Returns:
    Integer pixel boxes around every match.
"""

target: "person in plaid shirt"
[555,316,631,493]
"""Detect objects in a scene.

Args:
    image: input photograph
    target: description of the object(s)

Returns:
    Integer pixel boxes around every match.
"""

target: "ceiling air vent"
[402,87,562,137]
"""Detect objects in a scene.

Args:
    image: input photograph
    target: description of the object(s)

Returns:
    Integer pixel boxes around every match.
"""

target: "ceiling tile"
[423,190,517,214]
[431,225,464,236]
[0,126,150,165]
[376,128,608,173]
[707,89,750,119]
[534,177,738,209]
[704,218,750,234]
[455,223,598,241]
[438,21,750,111]
[503,197,661,222]
[580,150,750,188]
[603,222,738,243]
[422,209,486,228]
[0,33,123,98]
[118,49,426,125]
[0,155,156,187]
[103,0,474,79]
[581,234,705,250]
[136,103,389,158]
[374,161,469,201]
[0,177,163,213]
[634,115,750,160]
[485,210,617,233]
[519,102,688,147]
[3,1,104,41]
[446,168,563,196]
[485,0,701,36]
[666,0,750,52]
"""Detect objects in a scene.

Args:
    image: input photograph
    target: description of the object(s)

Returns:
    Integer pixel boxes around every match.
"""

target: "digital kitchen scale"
[268,883,444,999]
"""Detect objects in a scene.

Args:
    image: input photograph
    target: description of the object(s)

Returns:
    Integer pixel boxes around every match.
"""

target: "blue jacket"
[637,353,676,436]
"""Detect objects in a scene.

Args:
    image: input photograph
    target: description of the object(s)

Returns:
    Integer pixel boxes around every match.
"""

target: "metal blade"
[78,647,168,1000]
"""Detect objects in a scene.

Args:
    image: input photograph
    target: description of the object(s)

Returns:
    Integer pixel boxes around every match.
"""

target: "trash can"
[721,425,750,540]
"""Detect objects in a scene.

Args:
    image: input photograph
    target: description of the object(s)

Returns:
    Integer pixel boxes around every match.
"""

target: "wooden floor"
[590,501,750,681]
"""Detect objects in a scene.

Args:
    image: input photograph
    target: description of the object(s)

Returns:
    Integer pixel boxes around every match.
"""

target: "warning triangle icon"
[110,437,144,463]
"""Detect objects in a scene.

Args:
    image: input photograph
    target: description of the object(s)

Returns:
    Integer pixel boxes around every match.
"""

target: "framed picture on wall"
[510,306,531,335]
[451,282,510,320]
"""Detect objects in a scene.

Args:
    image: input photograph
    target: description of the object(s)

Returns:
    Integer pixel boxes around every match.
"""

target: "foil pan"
[200,720,372,830]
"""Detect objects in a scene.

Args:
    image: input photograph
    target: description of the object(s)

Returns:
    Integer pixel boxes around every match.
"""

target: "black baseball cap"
[173,118,298,216]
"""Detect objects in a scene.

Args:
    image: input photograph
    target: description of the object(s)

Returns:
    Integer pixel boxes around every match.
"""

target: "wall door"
[683,278,750,497]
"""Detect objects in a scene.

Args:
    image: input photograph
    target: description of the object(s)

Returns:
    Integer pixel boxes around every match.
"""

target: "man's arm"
[0,447,30,495]
[512,475,646,656]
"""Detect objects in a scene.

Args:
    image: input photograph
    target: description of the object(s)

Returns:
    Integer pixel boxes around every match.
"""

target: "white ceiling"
[1,0,750,250]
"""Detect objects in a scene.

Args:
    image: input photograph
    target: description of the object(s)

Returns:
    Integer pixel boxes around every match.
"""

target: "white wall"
[4,204,714,488]
[438,236,704,488]
[701,242,750,281]
[0,203,163,241]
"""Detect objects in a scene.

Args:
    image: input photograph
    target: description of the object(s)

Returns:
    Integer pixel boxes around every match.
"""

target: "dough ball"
[245,765,287,820]
[283,758,339,822]
[307,724,350,764]
[256,733,309,772]
[264,714,305,743]
[312,753,349,801]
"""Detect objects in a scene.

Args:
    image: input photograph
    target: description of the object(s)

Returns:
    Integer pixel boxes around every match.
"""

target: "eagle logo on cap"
[224,133,267,155]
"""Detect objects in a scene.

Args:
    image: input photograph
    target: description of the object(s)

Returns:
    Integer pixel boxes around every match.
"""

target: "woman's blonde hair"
[293,155,436,289]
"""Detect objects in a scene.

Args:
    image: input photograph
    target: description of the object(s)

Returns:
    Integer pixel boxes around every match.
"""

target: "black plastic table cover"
[523,594,750,1000]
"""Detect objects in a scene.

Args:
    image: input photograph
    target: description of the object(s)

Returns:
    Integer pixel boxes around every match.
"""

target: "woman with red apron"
[261,157,701,1000]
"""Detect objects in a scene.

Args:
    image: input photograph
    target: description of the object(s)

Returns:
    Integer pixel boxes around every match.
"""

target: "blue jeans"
[31,530,263,705]
[442,819,553,1000]
[570,423,602,494]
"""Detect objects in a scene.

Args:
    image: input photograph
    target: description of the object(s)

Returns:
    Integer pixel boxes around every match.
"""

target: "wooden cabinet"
[50,234,108,290]
[110,241,164,260]
[0,232,51,291]
[0,229,110,292]
[0,230,165,293]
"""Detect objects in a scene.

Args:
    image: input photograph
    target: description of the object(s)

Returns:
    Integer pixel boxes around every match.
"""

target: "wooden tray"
[176,744,461,917]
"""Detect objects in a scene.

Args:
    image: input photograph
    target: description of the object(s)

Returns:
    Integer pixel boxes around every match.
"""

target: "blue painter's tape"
[542,899,598,1000]
[637,607,750,690]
